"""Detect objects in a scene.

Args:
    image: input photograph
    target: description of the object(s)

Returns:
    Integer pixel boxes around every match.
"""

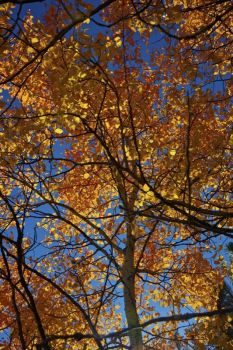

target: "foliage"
[0,1,232,349]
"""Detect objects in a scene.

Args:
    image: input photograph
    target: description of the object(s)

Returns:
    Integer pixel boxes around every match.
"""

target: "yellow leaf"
[114,36,122,47]
[169,149,176,156]
[74,116,80,123]
[83,18,90,24]
[21,56,28,63]
[27,47,35,54]
[172,193,179,199]
[78,72,87,78]
[80,102,88,109]
[145,191,154,201]
[31,37,39,44]
[83,173,90,179]
[54,128,63,134]
[22,91,29,104]
[142,184,150,192]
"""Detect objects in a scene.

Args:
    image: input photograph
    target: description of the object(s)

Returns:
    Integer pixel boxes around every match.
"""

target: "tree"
[186,243,233,350]
[0,0,232,349]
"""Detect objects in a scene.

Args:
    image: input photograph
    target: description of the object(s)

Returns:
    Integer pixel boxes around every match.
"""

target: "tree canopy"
[0,0,232,349]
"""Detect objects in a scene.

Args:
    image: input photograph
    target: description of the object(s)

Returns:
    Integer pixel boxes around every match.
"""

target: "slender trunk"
[122,225,143,350]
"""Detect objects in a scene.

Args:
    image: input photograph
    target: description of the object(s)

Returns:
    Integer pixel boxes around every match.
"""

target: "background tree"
[0,1,232,349]
[185,243,233,350]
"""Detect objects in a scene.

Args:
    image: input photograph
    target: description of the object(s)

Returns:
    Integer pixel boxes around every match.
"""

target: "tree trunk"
[122,224,143,350]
